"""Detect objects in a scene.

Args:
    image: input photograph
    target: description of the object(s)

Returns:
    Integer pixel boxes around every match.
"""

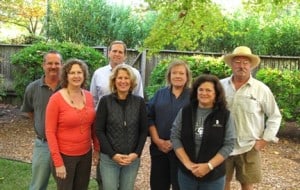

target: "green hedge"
[11,42,107,98]
[256,68,300,123]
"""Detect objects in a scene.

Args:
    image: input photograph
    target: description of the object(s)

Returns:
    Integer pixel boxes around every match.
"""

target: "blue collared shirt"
[147,86,190,139]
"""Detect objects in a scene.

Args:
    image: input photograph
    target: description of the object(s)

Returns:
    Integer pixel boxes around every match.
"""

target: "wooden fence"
[1,44,300,98]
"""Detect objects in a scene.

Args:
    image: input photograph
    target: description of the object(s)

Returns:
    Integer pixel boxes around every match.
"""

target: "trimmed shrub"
[11,42,107,97]
[256,68,300,123]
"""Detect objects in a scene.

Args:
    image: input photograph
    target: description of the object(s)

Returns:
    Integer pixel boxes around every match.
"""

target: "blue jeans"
[100,153,140,190]
[29,138,51,190]
[178,169,225,190]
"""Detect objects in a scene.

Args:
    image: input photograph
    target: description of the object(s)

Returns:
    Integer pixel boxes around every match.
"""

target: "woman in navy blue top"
[147,59,192,190]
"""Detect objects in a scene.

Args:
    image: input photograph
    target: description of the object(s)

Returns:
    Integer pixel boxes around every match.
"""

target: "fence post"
[141,50,147,88]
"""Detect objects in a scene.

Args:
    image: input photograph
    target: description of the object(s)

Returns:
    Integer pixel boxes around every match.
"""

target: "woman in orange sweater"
[46,58,99,190]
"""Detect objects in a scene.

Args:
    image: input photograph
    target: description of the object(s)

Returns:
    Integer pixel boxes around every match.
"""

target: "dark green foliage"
[48,0,156,48]
[106,6,157,48]
[11,42,107,97]
[8,34,47,45]
[263,20,300,56]
[49,0,111,46]
[146,59,170,98]
[256,68,300,123]
[199,4,300,56]
[146,55,231,98]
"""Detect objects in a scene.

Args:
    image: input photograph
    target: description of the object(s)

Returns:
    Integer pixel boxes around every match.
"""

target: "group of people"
[21,42,282,190]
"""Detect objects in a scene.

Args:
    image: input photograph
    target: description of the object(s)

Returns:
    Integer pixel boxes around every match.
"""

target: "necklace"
[67,88,85,107]
[67,88,87,134]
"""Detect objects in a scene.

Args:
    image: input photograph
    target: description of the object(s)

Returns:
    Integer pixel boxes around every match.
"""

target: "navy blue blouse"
[147,86,190,139]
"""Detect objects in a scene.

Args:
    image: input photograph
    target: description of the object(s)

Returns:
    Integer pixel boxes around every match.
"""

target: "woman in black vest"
[94,64,148,190]
[170,74,236,190]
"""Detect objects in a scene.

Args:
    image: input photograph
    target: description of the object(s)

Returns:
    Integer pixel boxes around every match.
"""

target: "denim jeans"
[178,169,225,190]
[29,138,51,190]
[100,153,140,190]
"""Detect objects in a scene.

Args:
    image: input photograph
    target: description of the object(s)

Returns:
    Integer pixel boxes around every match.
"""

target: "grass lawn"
[0,158,98,190]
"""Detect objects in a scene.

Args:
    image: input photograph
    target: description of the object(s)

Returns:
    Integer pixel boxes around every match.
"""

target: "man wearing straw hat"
[221,46,282,190]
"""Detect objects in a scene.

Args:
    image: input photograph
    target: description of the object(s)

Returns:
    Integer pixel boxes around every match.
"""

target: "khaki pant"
[225,148,262,183]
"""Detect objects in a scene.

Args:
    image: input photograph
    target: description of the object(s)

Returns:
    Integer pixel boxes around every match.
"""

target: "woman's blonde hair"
[165,59,192,88]
[109,64,137,93]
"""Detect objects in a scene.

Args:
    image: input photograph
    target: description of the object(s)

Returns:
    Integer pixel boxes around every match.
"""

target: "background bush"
[11,42,107,98]
[256,68,300,123]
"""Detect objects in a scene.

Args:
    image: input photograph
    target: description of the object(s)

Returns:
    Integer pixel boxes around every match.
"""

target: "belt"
[37,136,47,142]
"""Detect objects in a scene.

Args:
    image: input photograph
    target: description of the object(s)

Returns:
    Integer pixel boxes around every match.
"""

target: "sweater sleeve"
[170,109,184,150]
[45,93,64,167]
[218,113,236,158]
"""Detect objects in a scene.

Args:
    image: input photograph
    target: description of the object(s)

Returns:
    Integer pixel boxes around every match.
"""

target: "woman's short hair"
[109,64,137,93]
[190,74,227,109]
[61,58,89,88]
[165,59,192,88]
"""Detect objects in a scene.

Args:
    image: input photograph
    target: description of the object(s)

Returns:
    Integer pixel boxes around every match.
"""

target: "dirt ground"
[0,104,300,189]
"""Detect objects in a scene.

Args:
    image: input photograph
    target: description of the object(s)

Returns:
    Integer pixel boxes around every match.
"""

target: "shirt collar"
[39,75,61,91]
[229,74,254,87]
[39,75,47,87]
[168,86,190,97]
[109,62,126,71]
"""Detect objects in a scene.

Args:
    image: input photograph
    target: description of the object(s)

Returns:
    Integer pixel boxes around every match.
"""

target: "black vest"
[180,104,229,181]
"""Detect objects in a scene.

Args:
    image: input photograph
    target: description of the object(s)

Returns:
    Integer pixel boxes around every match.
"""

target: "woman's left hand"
[113,153,138,166]
[127,153,138,162]
[191,163,210,178]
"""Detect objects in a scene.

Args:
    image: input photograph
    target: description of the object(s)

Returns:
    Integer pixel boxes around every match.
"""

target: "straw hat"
[223,46,261,68]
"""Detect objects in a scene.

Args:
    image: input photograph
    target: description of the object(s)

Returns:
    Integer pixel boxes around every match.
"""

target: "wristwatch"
[207,162,214,170]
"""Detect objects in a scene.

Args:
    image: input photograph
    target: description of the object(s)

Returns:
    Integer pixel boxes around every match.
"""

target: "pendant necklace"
[67,88,85,107]
[67,88,86,134]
